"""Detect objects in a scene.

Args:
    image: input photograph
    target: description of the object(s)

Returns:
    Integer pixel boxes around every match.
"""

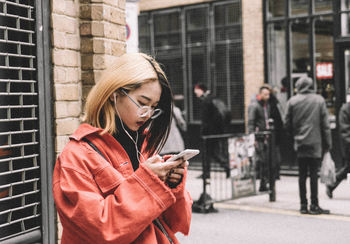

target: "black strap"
[82,137,173,244]
[82,138,107,160]
[153,219,174,244]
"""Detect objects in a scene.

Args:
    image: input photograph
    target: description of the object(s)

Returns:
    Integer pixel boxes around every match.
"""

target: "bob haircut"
[84,53,173,155]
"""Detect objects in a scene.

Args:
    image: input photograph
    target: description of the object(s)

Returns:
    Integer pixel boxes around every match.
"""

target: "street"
[176,207,350,244]
[176,169,350,243]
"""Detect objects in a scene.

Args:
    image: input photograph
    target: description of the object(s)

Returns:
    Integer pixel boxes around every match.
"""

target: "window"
[265,0,335,116]
[139,1,244,123]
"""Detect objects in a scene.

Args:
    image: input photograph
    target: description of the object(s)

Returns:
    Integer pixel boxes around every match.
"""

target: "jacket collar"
[70,123,103,141]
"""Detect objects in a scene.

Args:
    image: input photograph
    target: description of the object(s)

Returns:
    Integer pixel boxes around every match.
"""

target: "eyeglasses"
[121,90,163,119]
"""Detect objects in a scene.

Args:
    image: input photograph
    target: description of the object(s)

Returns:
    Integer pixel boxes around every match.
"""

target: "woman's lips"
[136,121,144,127]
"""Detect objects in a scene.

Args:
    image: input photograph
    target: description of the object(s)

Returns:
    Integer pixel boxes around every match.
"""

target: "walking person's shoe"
[300,204,308,214]
[326,185,333,199]
[258,184,268,192]
[225,167,231,178]
[309,204,330,215]
[258,179,268,192]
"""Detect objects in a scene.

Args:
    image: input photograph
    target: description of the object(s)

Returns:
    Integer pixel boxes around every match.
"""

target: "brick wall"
[242,0,264,130]
[51,0,81,156]
[51,0,126,242]
[80,0,126,103]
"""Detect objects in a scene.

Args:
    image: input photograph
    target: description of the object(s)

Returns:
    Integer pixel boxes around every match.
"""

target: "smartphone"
[166,149,200,162]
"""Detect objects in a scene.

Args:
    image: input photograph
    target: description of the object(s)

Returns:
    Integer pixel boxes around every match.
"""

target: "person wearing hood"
[284,76,332,215]
[53,53,192,244]
[248,85,272,192]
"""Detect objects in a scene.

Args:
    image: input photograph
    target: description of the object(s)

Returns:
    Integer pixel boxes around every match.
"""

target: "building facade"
[138,0,350,172]
[138,0,264,149]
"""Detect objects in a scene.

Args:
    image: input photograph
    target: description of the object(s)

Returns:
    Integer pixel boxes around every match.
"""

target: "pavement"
[186,169,350,217]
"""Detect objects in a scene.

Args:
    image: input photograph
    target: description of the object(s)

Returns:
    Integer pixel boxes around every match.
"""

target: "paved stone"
[187,169,350,216]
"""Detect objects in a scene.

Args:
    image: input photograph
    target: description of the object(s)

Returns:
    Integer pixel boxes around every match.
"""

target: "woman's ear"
[110,93,116,103]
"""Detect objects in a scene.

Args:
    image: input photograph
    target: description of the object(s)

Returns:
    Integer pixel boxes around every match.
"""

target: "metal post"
[192,137,217,213]
[268,119,276,202]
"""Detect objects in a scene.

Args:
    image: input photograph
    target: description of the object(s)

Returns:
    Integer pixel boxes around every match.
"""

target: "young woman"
[53,53,192,244]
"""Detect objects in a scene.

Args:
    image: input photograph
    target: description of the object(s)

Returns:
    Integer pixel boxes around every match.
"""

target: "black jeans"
[298,157,320,206]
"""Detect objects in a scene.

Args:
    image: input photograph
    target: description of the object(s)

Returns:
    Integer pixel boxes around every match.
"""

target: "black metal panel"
[0,0,53,242]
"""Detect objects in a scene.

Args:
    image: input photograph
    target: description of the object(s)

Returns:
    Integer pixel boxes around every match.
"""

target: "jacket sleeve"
[339,103,350,147]
[284,101,293,138]
[247,104,256,133]
[53,148,178,244]
[173,107,187,132]
[162,168,192,235]
[320,100,332,151]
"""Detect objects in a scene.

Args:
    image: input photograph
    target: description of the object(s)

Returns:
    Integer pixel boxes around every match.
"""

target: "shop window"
[154,12,181,48]
[139,1,244,124]
[344,49,350,96]
[291,0,308,16]
[315,0,333,13]
[267,22,288,110]
[267,0,285,18]
[214,2,243,121]
[153,10,184,112]
[186,6,209,121]
[315,16,334,115]
[138,14,150,53]
[291,19,310,94]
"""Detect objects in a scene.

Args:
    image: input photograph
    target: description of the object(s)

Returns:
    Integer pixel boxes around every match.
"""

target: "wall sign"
[316,62,333,79]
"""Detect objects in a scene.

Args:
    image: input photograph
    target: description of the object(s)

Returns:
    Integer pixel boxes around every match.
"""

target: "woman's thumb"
[148,155,162,164]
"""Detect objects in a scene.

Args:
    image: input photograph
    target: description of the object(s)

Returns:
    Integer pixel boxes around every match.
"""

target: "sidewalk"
[186,169,350,217]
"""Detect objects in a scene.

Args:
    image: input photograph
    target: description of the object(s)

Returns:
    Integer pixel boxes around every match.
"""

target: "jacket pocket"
[93,165,124,195]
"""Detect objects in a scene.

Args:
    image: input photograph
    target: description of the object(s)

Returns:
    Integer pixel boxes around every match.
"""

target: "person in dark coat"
[326,102,350,198]
[194,83,230,178]
[248,85,271,191]
[269,90,284,180]
[284,76,332,215]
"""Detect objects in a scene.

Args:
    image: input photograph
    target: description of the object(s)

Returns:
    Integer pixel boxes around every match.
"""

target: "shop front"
[138,0,245,150]
[265,0,350,171]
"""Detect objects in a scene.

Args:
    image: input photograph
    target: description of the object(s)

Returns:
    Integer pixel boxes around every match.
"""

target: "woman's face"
[115,81,162,131]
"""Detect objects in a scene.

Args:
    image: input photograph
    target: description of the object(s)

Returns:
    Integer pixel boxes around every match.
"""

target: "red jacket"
[53,124,192,244]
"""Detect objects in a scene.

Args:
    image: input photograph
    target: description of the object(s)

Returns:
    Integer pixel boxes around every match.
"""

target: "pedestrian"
[284,76,331,215]
[269,89,284,180]
[326,102,350,198]
[53,53,192,244]
[161,105,187,155]
[248,85,271,191]
[194,83,230,178]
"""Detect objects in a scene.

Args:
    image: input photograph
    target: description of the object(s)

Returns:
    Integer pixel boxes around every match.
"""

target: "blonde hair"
[84,53,168,135]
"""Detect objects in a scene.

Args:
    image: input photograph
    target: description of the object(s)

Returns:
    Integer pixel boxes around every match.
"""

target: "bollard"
[268,119,276,202]
[192,137,217,213]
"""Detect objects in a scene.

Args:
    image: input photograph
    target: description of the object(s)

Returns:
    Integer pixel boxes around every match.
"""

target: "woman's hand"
[143,155,186,181]
[166,161,188,187]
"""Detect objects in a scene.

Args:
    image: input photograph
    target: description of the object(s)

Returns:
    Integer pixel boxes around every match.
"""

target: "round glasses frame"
[121,90,163,119]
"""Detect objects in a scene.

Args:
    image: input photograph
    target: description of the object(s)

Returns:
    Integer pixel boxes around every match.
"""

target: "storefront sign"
[316,62,333,79]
